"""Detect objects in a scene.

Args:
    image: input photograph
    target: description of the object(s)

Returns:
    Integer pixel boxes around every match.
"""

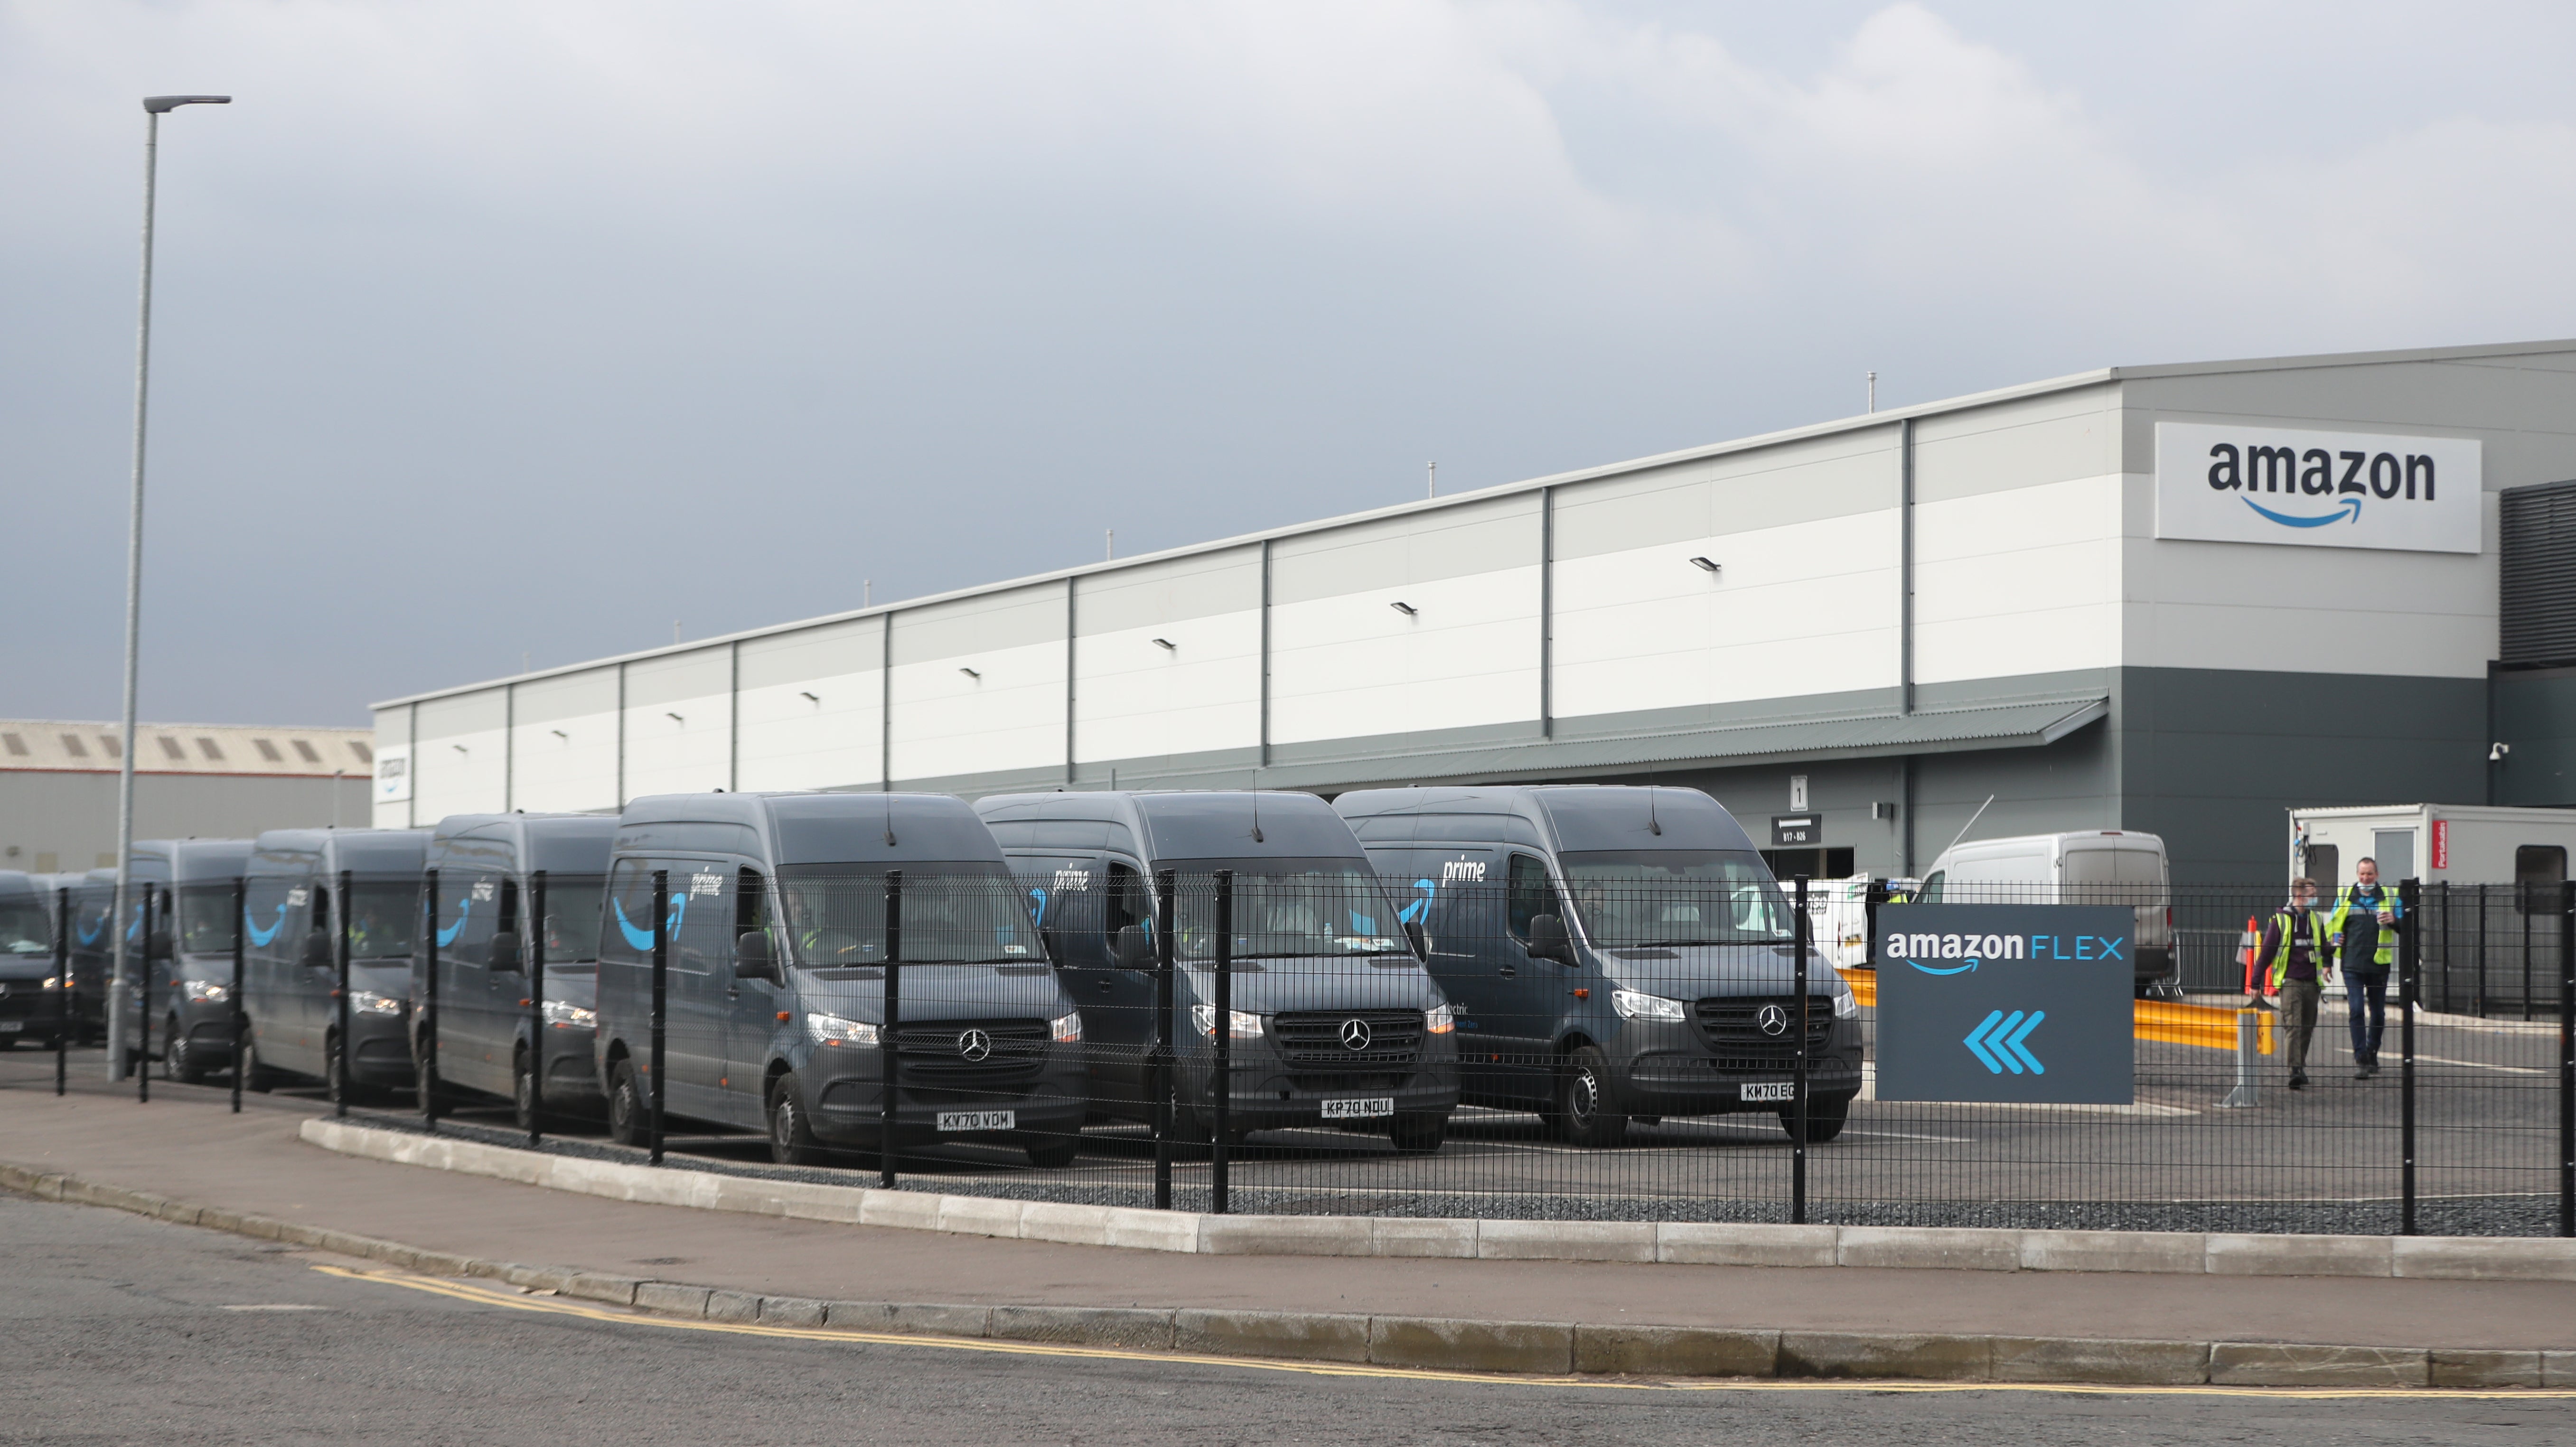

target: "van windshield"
[775,863,1040,966]
[0,900,48,956]
[1166,859,1411,961]
[1557,850,1795,946]
[535,876,606,963]
[342,882,419,960]
[178,885,237,954]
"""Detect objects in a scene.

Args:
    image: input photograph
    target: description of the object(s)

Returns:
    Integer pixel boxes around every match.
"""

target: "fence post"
[648,868,667,1166]
[1792,874,1810,1227]
[2477,883,2490,1019]
[2401,876,2420,1236]
[421,868,440,1131]
[881,870,902,1191]
[137,883,153,1103]
[1211,868,1232,1217]
[1152,868,1175,1212]
[229,876,244,1113]
[335,870,353,1118]
[527,870,546,1148]
[2560,878,2573,1239]
[54,886,70,1097]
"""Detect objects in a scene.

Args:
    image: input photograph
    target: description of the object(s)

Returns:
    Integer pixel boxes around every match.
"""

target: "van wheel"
[1779,1093,1850,1143]
[1388,1111,1447,1155]
[325,1033,370,1108]
[1021,1134,1080,1169]
[513,1047,544,1133]
[163,1018,206,1083]
[768,1074,826,1166]
[606,1059,647,1147]
[242,1033,278,1093]
[1549,1045,1627,1148]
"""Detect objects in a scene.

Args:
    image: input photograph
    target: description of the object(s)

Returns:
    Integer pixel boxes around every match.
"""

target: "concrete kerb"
[294,1116,2576,1283]
[6,1156,2575,1390]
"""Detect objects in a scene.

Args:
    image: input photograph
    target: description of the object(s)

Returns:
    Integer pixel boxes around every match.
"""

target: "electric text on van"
[1333,785,1861,1147]
[590,793,1087,1167]
[239,828,429,1099]
[974,790,1460,1153]
[411,813,617,1128]
[1918,831,2173,993]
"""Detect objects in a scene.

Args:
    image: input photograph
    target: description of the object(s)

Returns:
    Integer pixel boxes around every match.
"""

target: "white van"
[1918,831,2173,992]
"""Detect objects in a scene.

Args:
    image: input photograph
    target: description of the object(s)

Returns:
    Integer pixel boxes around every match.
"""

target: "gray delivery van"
[0,871,67,1050]
[974,790,1461,1153]
[239,828,430,1101]
[411,813,618,1127]
[129,839,254,1082]
[1332,785,1861,1146]
[591,792,1087,1167]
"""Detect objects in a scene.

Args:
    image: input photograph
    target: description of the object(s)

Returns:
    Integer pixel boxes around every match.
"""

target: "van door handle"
[1498,964,1517,979]
[1097,978,1113,993]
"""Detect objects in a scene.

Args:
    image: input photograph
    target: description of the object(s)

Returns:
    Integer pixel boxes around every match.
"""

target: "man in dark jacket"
[2328,858,2401,1079]
[2257,877,2332,1091]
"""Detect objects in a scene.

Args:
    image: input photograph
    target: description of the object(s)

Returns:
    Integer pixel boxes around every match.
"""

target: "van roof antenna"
[1939,794,1996,862]
[882,791,897,849]
[1647,787,1662,836]
[1250,791,1264,845]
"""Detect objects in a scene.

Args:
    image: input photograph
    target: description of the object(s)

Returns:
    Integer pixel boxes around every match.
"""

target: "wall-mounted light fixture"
[2490,741,2512,762]
[1688,556,1720,574]
[959,667,982,680]
[666,712,684,725]
[1152,638,1176,652]
[549,729,568,740]
[451,744,468,755]
[799,691,819,703]
[1389,601,1418,617]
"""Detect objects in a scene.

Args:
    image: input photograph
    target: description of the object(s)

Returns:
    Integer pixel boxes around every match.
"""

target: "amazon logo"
[2206,442,2436,530]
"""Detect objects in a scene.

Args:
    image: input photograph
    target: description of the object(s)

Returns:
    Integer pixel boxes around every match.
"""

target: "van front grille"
[1691,996,1834,1056]
[893,1018,1049,1080]
[1270,1009,1422,1071]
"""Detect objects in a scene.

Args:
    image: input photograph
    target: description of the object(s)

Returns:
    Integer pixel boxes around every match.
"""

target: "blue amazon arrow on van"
[1334,785,1863,1147]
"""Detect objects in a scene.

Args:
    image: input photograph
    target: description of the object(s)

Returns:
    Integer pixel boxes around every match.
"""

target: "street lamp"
[107,93,230,1080]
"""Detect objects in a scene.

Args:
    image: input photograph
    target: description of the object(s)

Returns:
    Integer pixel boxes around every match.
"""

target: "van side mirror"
[1403,919,1426,958]
[487,932,524,972]
[300,930,334,970]
[147,930,174,962]
[1527,913,1574,966]
[1114,924,1154,971]
[733,931,777,981]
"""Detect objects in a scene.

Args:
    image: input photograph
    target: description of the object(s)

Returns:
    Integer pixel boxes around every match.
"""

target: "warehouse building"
[371,339,2576,883]
[1,720,375,871]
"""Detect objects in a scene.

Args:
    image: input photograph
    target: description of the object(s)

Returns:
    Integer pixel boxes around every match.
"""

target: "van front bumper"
[806,1049,1091,1149]
[1606,1016,1864,1115]
[1174,1029,1460,1133]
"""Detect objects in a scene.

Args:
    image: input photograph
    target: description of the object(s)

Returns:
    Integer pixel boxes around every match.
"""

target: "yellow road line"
[309,1264,2574,1401]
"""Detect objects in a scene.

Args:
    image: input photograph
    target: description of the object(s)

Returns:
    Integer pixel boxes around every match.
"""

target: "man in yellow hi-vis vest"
[2256,876,2333,1091]
[2328,857,2402,1080]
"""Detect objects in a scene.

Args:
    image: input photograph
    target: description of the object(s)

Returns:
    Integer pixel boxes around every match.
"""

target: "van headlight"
[805,1012,880,1047]
[542,999,596,1029]
[1049,1010,1082,1043]
[1190,1005,1263,1039]
[1424,1003,1455,1035]
[184,980,228,1004]
[349,990,402,1017]
[1610,989,1686,1023]
[1830,976,1859,1018]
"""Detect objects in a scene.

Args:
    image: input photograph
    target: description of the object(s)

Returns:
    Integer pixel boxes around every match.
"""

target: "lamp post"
[107,93,230,1080]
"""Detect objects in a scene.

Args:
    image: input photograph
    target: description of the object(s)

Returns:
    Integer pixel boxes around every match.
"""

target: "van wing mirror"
[733,931,777,981]
[1403,919,1426,958]
[1114,924,1154,971]
[300,930,334,970]
[1527,913,1574,965]
[487,931,524,972]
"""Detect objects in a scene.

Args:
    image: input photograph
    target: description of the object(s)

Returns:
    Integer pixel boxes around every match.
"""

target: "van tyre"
[242,1033,278,1093]
[768,1074,826,1166]
[513,1046,544,1132]
[325,1033,370,1108]
[1550,1045,1628,1148]
[1780,1092,1850,1143]
[607,1058,648,1147]
[1388,1111,1447,1155]
[163,1018,206,1084]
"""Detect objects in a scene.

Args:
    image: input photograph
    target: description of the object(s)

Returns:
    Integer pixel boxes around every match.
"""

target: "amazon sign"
[1873,903,2134,1105]
[2154,421,2480,554]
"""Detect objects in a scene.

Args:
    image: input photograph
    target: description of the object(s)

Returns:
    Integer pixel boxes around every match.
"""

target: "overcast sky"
[9,1,2576,727]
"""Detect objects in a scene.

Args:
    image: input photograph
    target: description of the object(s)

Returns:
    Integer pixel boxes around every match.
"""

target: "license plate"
[0,1021,20,1033]
[936,1110,1015,1132]
[1321,1096,1395,1120]
[1740,1082,1796,1103]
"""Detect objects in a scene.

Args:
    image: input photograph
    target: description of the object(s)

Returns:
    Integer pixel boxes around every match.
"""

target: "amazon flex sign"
[1873,904,2135,1105]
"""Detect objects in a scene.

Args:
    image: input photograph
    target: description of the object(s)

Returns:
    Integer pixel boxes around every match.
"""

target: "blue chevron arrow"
[2003,1009,2046,1074]
[1963,1010,2008,1073]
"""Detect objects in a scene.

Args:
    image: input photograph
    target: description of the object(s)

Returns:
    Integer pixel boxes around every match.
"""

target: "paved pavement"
[4,1195,2569,1447]
[7,1052,2576,1353]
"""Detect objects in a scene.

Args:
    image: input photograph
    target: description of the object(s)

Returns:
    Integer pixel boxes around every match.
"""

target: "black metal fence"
[29,871,2576,1240]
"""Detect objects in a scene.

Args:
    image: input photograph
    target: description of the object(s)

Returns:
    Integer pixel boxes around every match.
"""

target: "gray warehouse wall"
[2493,667,2576,806]
[0,773,372,871]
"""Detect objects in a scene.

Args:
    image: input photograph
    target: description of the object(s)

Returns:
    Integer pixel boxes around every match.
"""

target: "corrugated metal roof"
[0,720,375,778]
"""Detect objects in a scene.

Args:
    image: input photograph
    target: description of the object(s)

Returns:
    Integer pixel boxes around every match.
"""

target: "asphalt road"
[4,1193,2568,1447]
